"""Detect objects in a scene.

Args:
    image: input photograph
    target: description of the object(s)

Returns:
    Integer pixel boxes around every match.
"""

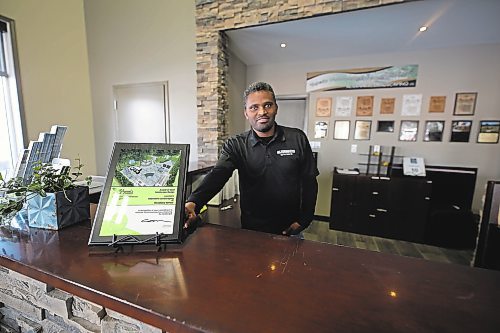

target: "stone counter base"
[0,266,162,333]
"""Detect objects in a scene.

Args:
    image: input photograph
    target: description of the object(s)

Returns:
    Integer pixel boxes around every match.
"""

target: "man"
[185,82,318,236]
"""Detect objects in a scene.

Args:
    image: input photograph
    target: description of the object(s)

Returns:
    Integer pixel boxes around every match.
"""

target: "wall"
[0,0,96,175]
[227,50,247,136]
[246,44,500,214]
[195,0,408,164]
[83,0,198,174]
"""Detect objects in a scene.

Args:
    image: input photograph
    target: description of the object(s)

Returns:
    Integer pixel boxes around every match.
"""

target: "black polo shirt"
[188,124,319,234]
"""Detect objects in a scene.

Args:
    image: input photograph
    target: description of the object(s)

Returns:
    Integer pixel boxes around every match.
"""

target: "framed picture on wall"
[453,92,477,115]
[354,120,371,140]
[424,120,445,142]
[356,96,374,116]
[428,96,446,113]
[333,120,350,140]
[380,97,395,114]
[314,121,329,138]
[315,97,332,117]
[377,120,395,133]
[399,120,419,141]
[477,120,500,143]
[450,120,472,142]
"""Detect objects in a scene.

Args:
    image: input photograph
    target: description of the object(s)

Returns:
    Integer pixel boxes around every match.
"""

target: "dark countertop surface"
[1,221,500,332]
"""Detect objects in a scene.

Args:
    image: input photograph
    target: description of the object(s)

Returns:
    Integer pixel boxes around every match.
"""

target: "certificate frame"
[453,92,477,116]
[89,142,190,246]
[354,120,372,140]
[477,120,500,144]
[333,120,350,140]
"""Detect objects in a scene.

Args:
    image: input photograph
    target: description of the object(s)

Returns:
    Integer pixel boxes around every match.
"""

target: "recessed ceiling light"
[419,26,428,32]
[280,42,287,48]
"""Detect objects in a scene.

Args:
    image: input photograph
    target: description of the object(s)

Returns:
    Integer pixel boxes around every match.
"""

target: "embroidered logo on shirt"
[276,149,296,156]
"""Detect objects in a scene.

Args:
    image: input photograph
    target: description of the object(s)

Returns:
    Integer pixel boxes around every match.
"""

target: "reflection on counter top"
[1,220,500,332]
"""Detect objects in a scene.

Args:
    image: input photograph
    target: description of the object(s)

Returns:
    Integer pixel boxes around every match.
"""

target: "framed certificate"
[316,97,332,117]
[453,92,477,115]
[354,120,372,140]
[333,120,350,140]
[89,143,190,246]
[356,96,374,116]
[477,120,500,143]
[428,96,446,113]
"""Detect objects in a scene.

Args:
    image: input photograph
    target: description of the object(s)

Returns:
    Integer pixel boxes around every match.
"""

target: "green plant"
[0,158,91,219]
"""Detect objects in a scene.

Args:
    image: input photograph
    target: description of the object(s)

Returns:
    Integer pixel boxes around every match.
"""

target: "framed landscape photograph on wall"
[477,120,500,143]
[450,120,472,142]
[453,92,477,115]
[89,142,190,246]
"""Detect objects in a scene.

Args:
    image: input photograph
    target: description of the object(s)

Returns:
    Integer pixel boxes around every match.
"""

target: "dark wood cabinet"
[330,173,432,243]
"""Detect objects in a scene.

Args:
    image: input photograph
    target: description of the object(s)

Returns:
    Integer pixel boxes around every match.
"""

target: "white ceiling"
[226,0,500,66]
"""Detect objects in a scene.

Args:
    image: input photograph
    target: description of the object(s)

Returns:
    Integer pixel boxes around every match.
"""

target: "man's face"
[244,90,278,136]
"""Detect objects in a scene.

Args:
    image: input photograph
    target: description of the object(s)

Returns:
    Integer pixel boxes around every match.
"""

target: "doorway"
[113,81,169,143]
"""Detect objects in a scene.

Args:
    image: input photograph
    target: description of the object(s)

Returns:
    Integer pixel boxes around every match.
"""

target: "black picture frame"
[424,120,445,142]
[377,120,394,133]
[399,120,419,142]
[450,120,472,142]
[453,92,477,116]
[88,142,190,246]
[477,120,500,144]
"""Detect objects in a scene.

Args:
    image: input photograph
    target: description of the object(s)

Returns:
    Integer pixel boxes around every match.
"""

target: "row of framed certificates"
[314,119,500,143]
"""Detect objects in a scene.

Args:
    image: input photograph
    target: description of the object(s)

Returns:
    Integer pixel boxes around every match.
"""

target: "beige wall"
[0,0,96,175]
[83,0,198,174]
[246,44,500,214]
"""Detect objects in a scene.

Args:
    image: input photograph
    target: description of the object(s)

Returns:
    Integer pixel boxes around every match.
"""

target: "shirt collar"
[248,124,285,147]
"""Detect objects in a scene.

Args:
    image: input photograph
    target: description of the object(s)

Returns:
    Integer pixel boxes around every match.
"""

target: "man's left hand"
[282,222,302,236]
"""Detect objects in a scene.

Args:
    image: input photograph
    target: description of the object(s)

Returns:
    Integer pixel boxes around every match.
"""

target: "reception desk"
[1,220,500,332]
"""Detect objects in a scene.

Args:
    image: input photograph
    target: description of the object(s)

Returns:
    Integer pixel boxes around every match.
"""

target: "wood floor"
[206,197,474,267]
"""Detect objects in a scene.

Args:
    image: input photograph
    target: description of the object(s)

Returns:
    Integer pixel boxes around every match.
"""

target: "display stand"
[359,145,398,177]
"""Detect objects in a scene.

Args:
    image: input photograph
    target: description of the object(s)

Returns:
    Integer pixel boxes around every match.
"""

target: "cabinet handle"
[369,214,376,218]
[376,208,388,212]
[332,188,340,191]
[372,191,379,195]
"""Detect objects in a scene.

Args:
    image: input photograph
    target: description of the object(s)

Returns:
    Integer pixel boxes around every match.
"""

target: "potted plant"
[0,159,92,230]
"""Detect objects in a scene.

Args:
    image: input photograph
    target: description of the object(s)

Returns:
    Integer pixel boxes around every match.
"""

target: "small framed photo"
[450,120,472,142]
[477,120,500,143]
[424,120,445,142]
[314,121,329,139]
[354,120,371,140]
[333,120,350,140]
[428,96,446,113]
[89,142,190,246]
[453,92,477,115]
[399,120,419,141]
[377,120,395,133]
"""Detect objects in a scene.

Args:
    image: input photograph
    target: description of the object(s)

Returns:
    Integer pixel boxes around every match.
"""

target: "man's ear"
[243,109,249,119]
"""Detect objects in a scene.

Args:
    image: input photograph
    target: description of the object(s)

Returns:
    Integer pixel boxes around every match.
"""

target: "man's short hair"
[243,82,276,108]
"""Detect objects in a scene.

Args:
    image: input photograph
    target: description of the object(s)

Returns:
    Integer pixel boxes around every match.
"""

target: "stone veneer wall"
[195,0,411,164]
[0,267,161,333]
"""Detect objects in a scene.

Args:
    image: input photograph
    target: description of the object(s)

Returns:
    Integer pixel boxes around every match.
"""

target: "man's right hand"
[184,201,198,229]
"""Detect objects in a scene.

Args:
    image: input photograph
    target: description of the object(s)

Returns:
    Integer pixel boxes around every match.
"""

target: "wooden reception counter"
[1,221,500,332]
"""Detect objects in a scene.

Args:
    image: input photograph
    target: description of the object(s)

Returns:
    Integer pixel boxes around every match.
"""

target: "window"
[0,16,24,179]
